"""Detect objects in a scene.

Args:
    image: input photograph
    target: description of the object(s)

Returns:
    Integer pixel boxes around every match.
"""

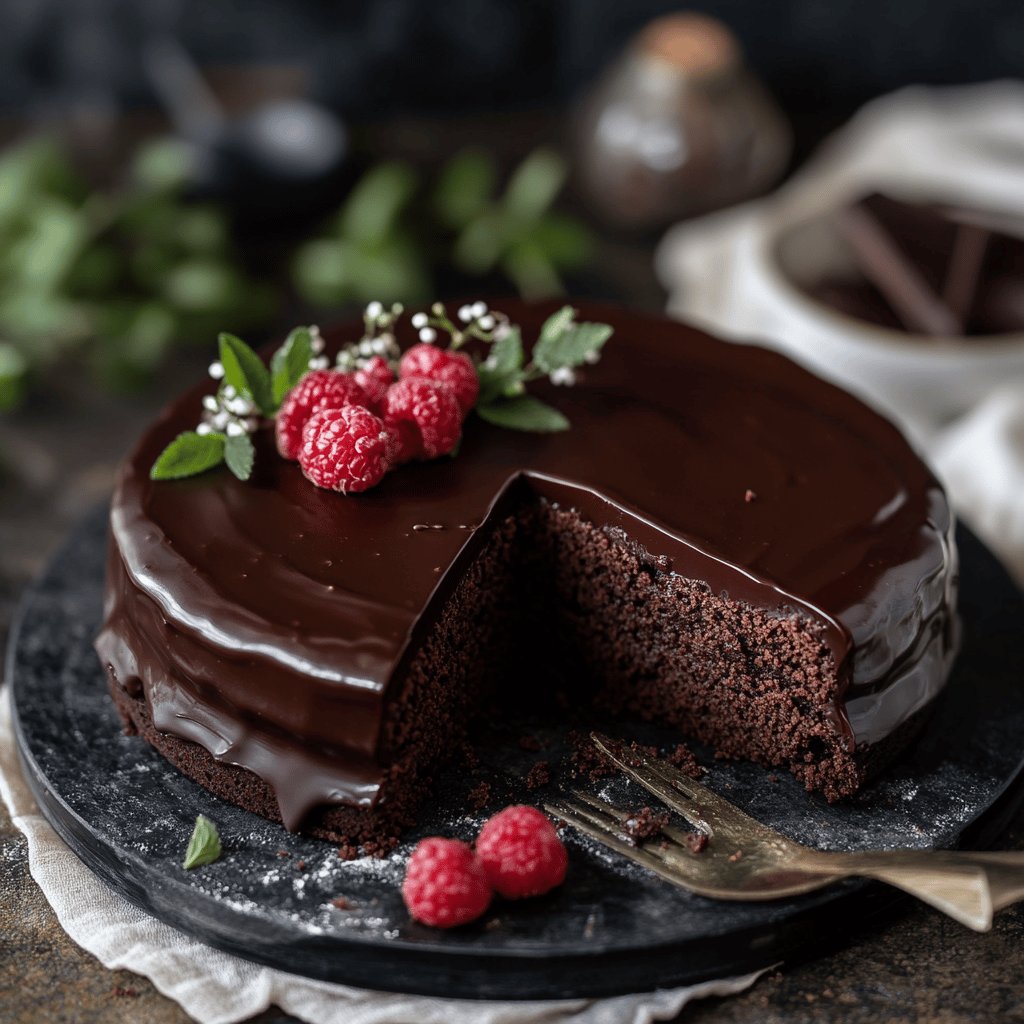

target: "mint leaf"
[219,332,274,415]
[224,433,255,481]
[533,319,613,374]
[150,431,225,480]
[477,395,570,432]
[503,149,566,222]
[537,305,575,348]
[183,814,222,870]
[270,326,314,405]
[476,326,524,404]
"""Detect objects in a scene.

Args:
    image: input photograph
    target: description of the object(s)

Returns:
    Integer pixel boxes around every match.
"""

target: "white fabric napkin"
[0,689,764,1024]
[656,81,1024,585]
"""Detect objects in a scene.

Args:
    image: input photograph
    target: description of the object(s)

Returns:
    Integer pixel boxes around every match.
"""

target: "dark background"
[6,0,1023,124]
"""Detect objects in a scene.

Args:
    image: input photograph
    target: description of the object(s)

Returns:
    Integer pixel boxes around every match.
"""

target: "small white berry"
[418,327,437,343]
[309,325,325,354]
[202,395,219,412]
[550,366,576,386]
[226,421,246,437]
[358,340,374,356]
[471,301,487,318]
[458,305,473,323]
[196,422,213,436]
[222,384,237,399]
[227,397,254,415]
[371,338,388,354]
[211,411,230,430]
[308,356,329,370]
[411,312,428,329]
[208,361,225,379]
[365,301,383,319]
[478,314,495,331]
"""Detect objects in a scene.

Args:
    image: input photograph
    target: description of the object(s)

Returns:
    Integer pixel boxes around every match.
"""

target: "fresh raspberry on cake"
[385,418,423,466]
[353,356,395,413]
[399,344,480,415]
[401,837,491,928]
[298,405,391,494]
[276,370,368,460]
[476,805,568,899]
[382,377,462,459]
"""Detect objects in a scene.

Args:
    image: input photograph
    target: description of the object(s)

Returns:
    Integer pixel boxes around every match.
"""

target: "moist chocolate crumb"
[467,780,492,811]
[330,895,352,910]
[111,987,138,998]
[276,849,290,859]
[525,760,551,790]
[363,835,400,857]
[685,832,709,854]
[295,859,307,871]
[623,806,669,842]
[665,742,704,778]
[744,489,757,503]
[460,742,482,771]
[337,842,359,861]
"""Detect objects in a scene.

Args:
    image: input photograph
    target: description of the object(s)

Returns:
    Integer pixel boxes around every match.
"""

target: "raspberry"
[476,806,568,899]
[298,406,390,494]
[399,344,479,415]
[401,837,491,928]
[276,370,368,460]
[382,377,462,459]
[353,356,395,413]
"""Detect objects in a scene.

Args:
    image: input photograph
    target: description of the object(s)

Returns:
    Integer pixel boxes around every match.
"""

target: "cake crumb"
[744,489,757,503]
[525,760,551,790]
[296,859,307,871]
[363,835,400,857]
[330,895,353,910]
[623,806,669,842]
[111,986,138,999]
[467,780,492,811]
[685,832,709,854]
[337,842,359,861]
[728,849,743,862]
[665,742,704,778]
[276,849,290,859]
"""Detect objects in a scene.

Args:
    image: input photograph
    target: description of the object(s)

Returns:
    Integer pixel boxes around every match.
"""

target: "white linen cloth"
[656,81,1024,585]
[0,689,764,1023]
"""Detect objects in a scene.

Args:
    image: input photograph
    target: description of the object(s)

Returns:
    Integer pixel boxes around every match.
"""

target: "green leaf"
[150,431,225,480]
[433,149,497,229]
[502,149,566,222]
[132,137,193,192]
[270,326,315,405]
[533,311,613,374]
[224,432,255,481]
[453,209,505,274]
[292,239,353,305]
[339,162,418,245]
[476,326,524,404]
[503,241,563,300]
[218,332,274,415]
[532,213,593,268]
[0,342,28,411]
[476,395,570,432]
[183,814,222,870]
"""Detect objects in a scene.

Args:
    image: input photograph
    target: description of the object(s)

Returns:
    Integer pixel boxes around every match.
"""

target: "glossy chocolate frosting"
[97,302,958,829]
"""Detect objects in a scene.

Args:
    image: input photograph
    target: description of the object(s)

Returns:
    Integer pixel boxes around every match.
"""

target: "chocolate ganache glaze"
[97,302,958,830]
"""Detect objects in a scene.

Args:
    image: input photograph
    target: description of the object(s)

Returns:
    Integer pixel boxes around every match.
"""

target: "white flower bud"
[365,301,383,319]
[478,314,495,331]
[226,421,246,437]
[418,327,437,343]
[208,361,225,379]
[222,385,237,399]
[471,301,487,318]
[202,395,219,412]
[196,422,213,435]
[550,366,577,387]
[411,312,428,329]
[458,305,473,323]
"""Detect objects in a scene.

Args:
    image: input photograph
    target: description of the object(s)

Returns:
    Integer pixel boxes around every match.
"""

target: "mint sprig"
[473,305,613,431]
[150,431,226,480]
[183,814,222,870]
[270,326,315,406]
[219,332,274,415]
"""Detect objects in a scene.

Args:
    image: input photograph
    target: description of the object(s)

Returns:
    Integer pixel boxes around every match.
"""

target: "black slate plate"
[9,507,1024,1000]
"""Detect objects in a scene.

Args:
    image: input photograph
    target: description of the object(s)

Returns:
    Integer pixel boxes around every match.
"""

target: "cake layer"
[97,302,958,830]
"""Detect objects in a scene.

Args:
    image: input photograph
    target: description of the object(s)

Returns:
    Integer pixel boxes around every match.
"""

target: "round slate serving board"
[9,507,1024,1000]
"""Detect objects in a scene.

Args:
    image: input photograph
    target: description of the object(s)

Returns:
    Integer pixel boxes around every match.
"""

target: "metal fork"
[545,734,1024,931]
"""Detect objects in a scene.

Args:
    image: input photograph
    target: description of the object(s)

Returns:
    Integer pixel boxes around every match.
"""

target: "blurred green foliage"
[0,136,273,409]
[293,148,592,308]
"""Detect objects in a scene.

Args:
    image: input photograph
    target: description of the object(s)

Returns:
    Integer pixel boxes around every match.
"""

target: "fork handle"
[802,850,1024,931]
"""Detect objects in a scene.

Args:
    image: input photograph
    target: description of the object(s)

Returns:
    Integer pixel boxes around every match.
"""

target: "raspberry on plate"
[276,370,368,460]
[399,344,480,415]
[383,377,462,459]
[353,356,395,413]
[401,837,492,928]
[298,405,391,494]
[476,805,568,899]
[385,418,423,466]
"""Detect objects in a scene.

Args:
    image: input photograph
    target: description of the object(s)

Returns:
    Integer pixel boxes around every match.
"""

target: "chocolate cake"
[96,302,959,845]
